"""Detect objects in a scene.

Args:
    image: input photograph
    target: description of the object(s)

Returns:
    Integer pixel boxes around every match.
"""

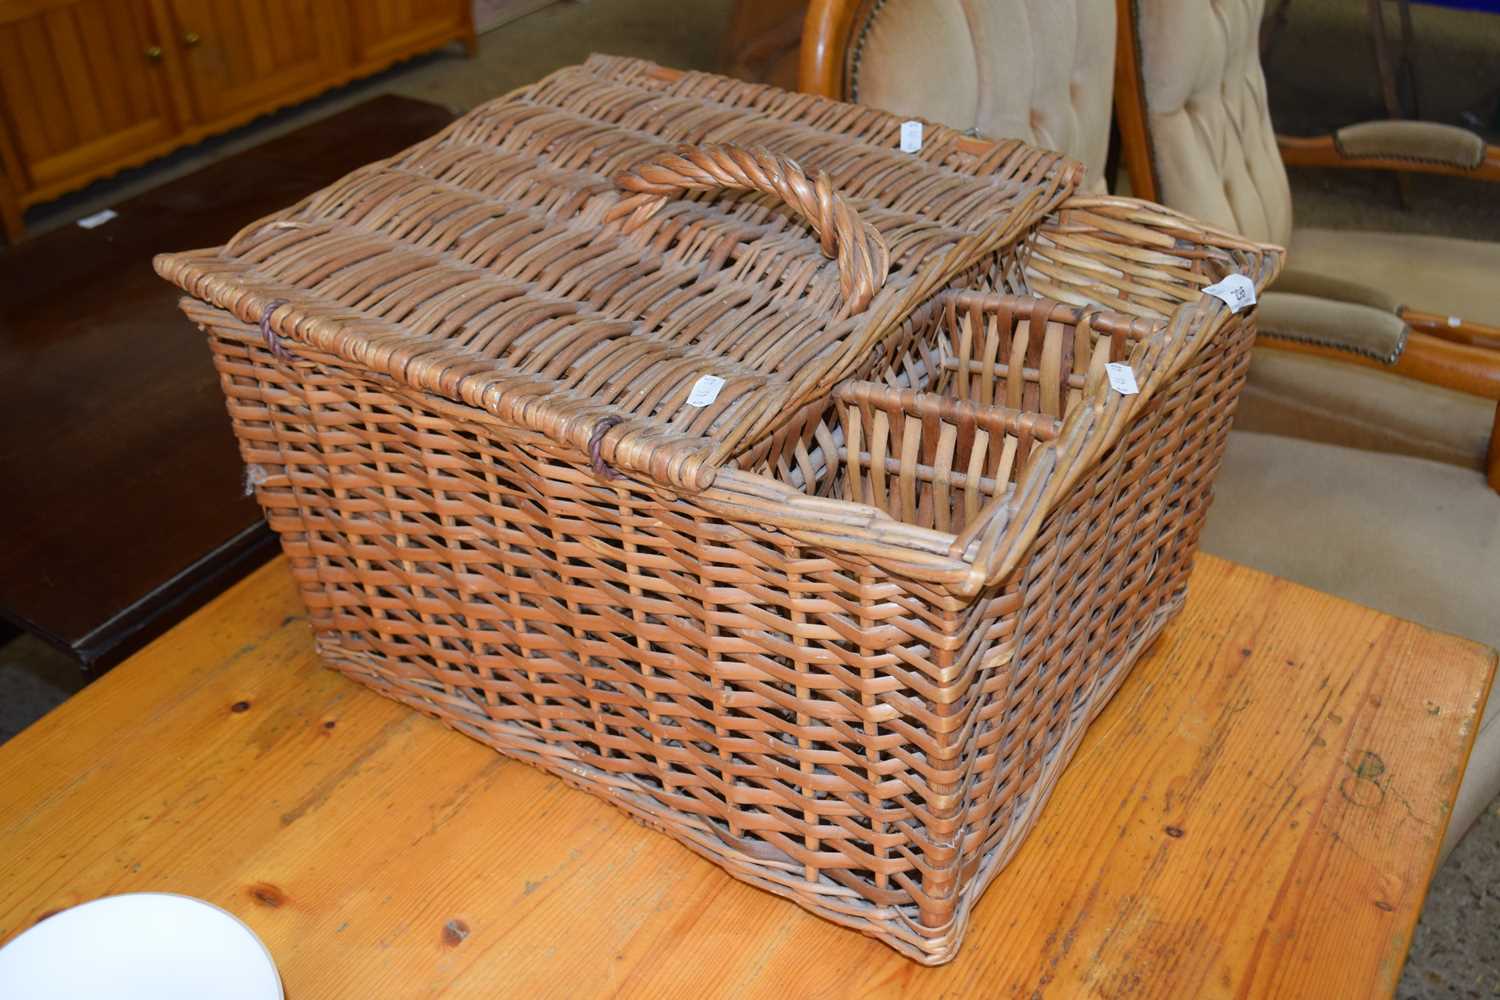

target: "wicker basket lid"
[156,55,1082,492]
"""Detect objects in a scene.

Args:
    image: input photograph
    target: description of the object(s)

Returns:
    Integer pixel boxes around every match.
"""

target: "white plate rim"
[0,891,283,1000]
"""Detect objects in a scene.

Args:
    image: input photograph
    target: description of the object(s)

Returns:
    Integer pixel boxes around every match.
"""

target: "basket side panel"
[937,308,1258,939]
[202,311,1019,963]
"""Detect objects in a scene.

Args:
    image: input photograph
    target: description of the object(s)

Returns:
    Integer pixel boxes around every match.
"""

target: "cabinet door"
[0,0,179,200]
[165,0,347,126]
[350,0,467,68]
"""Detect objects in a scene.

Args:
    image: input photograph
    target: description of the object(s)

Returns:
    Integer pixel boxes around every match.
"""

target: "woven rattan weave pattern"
[158,57,1282,963]
[159,54,1080,493]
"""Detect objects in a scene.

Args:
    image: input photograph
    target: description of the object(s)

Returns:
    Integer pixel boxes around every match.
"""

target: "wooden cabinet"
[0,0,179,204]
[0,0,474,243]
[351,0,473,69]
[164,0,348,124]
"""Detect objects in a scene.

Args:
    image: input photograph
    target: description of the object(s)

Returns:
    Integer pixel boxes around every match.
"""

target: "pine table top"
[1,554,1492,998]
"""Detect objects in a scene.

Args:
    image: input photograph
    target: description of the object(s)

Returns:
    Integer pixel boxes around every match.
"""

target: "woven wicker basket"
[157,57,1282,963]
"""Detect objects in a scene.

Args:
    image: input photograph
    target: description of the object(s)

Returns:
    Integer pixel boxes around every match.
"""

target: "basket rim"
[698,195,1285,597]
[180,194,1283,600]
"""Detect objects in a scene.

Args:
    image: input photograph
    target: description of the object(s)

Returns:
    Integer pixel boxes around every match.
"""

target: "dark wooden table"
[0,95,455,673]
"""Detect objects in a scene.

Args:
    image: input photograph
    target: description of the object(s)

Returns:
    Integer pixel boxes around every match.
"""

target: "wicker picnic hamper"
[155,56,1282,963]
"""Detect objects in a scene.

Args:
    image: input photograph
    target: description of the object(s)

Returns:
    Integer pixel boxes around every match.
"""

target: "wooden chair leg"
[1392,169,1414,210]
[1366,0,1416,206]
[0,105,22,244]
[1402,312,1500,353]
[0,185,22,244]
[1113,0,1159,203]
[1394,0,1421,118]
[1488,401,1500,494]
[460,7,479,58]
[1367,0,1404,120]
[1261,0,1295,65]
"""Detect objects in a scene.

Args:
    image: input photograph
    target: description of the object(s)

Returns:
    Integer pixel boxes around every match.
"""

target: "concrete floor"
[1,0,1496,995]
[1405,802,1500,998]
[0,632,83,743]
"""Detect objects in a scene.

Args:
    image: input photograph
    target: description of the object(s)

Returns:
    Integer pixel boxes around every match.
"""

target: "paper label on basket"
[1203,274,1257,313]
[900,120,923,153]
[686,374,726,407]
[1105,362,1140,396]
[77,209,117,229]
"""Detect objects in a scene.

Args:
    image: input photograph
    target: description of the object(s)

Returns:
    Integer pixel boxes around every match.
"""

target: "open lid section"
[155,56,1081,492]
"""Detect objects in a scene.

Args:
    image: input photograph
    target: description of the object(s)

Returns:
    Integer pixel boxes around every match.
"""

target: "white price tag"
[77,209,118,230]
[1105,362,1139,396]
[1203,274,1257,313]
[900,120,923,153]
[686,374,726,407]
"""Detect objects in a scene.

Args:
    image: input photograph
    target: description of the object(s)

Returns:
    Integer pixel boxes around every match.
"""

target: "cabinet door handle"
[182,31,201,47]
[144,45,163,62]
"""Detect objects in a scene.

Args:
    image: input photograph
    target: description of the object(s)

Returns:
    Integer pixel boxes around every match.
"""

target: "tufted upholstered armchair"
[800,0,1498,858]
[1116,0,1500,488]
[799,0,1119,191]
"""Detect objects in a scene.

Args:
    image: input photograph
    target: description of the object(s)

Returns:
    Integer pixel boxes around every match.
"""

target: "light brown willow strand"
[160,56,1080,493]
[160,55,1283,964]
[610,144,891,317]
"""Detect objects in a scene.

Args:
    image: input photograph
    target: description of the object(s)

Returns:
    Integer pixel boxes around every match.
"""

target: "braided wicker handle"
[612,144,890,316]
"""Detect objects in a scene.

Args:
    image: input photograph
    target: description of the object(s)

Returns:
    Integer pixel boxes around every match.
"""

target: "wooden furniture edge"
[1269,331,1500,401]
[1491,401,1500,493]
[797,0,856,99]
[1112,0,1159,202]
[1404,639,1500,963]
[1278,133,1500,182]
[0,81,26,243]
[0,172,20,243]
[719,0,804,86]
[1403,311,1500,352]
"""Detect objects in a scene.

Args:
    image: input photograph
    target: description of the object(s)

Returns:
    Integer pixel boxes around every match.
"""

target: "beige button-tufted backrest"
[1131,0,1294,245]
[847,0,1117,193]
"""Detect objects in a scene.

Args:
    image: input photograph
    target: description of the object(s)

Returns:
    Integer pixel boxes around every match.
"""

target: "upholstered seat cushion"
[1201,430,1500,856]
[1290,227,1500,328]
[1233,347,1494,470]
[847,0,1116,192]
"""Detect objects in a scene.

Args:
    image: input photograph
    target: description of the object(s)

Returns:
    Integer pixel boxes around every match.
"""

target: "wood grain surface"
[0,554,1492,998]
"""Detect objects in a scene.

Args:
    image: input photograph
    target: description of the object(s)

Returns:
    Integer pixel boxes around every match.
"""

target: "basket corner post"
[912,636,976,936]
